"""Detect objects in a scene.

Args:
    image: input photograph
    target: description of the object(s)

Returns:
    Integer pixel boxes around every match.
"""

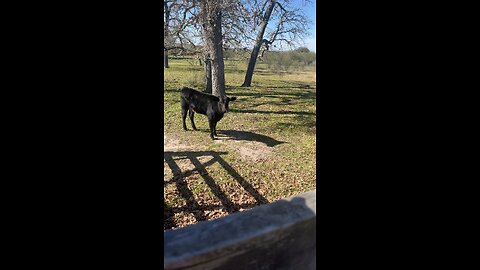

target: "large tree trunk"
[242,0,276,87]
[164,49,169,68]
[204,59,212,94]
[201,0,226,98]
[210,10,225,98]
[164,2,170,68]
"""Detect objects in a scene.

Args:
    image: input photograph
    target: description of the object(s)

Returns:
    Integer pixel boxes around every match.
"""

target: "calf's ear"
[229,97,237,101]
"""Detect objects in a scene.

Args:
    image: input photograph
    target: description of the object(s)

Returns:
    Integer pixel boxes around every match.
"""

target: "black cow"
[180,87,237,140]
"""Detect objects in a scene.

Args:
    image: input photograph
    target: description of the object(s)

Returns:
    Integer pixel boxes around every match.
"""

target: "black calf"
[180,87,237,140]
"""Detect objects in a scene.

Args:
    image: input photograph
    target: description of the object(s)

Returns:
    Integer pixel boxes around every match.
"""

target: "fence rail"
[164,189,316,270]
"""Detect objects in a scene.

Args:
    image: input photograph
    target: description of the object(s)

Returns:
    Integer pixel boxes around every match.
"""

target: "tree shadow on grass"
[231,108,315,116]
[227,85,315,117]
[164,151,269,230]
[217,130,285,147]
[264,81,314,90]
[229,87,316,108]
[230,89,315,98]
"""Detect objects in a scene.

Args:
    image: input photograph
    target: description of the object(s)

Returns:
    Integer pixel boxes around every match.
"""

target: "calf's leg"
[181,108,188,130]
[208,119,216,140]
[180,97,189,130]
[181,98,189,130]
[189,110,197,130]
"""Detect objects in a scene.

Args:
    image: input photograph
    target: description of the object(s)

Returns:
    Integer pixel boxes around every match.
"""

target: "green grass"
[164,57,316,230]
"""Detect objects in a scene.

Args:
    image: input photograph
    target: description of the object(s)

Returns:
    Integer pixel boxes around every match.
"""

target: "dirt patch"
[237,142,272,162]
[217,139,272,162]
[164,133,191,152]
[165,132,275,163]
[164,131,277,180]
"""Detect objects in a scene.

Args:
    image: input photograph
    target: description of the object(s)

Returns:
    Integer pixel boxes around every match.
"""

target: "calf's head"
[218,96,237,113]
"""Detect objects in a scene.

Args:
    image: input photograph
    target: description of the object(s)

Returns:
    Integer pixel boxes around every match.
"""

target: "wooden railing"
[164,189,316,270]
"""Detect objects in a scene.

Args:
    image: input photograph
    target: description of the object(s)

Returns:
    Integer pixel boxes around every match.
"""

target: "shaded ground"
[163,139,272,230]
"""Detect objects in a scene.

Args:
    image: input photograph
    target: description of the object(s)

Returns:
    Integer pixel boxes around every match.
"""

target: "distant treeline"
[170,47,316,71]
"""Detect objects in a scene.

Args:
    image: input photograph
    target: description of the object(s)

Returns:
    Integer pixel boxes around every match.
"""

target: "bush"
[295,47,310,53]
[262,49,316,72]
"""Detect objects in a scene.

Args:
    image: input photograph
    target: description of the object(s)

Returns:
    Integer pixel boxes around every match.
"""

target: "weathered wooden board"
[164,189,316,270]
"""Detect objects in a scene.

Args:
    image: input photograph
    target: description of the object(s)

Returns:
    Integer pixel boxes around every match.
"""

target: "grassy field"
[164,57,316,230]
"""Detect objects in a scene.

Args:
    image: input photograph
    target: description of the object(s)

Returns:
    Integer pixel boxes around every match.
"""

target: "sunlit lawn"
[164,57,316,230]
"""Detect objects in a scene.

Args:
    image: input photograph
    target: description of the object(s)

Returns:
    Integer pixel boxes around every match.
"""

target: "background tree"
[200,0,226,98]
[242,0,311,87]
[164,0,200,68]
[164,1,172,68]
[164,0,312,91]
[203,0,252,93]
[164,0,247,93]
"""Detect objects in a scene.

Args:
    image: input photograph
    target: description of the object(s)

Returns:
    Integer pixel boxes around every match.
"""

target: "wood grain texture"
[164,190,316,270]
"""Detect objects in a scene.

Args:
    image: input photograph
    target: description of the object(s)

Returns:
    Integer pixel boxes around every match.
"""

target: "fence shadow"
[164,151,269,230]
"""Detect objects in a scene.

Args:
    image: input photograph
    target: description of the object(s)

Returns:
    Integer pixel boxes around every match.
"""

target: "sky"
[295,0,316,52]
